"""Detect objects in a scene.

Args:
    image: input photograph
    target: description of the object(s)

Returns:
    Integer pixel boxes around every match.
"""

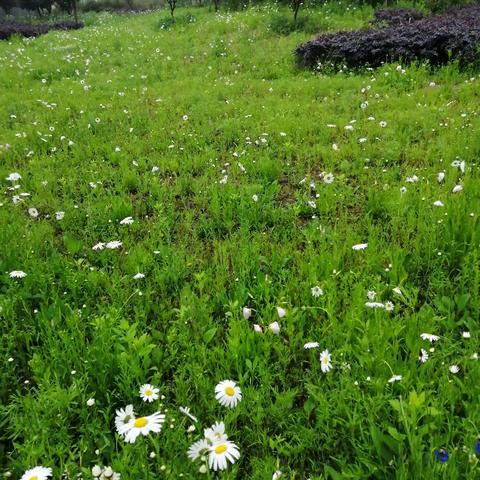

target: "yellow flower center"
[134,417,148,428]
[215,444,227,454]
[145,389,153,396]
[225,386,235,396]
[323,357,329,364]
[30,477,38,480]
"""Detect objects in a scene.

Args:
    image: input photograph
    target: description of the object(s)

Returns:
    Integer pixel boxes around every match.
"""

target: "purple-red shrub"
[0,20,83,40]
[296,5,480,69]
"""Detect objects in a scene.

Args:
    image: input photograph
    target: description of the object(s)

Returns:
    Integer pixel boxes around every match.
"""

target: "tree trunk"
[72,0,78,24]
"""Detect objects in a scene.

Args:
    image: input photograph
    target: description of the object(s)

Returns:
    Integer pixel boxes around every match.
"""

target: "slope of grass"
[0,4,479,479]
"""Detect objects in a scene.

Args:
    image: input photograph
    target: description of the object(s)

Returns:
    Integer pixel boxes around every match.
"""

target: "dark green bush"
[269,12,326,35]
[424,0,471,13]
[159,11,195,29]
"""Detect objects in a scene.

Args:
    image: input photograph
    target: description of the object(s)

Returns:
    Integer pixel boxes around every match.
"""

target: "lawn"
[0,3,479,479]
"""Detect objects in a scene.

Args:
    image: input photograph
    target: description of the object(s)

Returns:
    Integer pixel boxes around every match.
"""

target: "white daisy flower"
[204,421,228,444]
[133,273,145,280]
[452,185,463,193]
[450,160,465,172]
[120,216,134,225]
[367,290,376,300]
[20,467,52,480]
[272,471,283,480]
[419,349,429,363]
[92,242,105,251]
[304,342,319,349]
[462,331,471,339]
[352,243,368,250]
[6,172,21,182]
[187,438,210,461]
[392,287,402,295]
[215,380,242,408]
[28,208,39,218]
[106,241,122,249]
[100,466,120,480]
[323,173,334,184]
[433,200,444,207]
[55,211,65,220]
[139,383,159,403]
[384,301,394,312]
[253,324,263,333]
[92,465,102,477]
[242,307,252,320]
[179,406,198,423]
[269,321,281,334]
[9,270,27,278]
[208,440,240,471]
[420,333,440,342]
[115,404,135,434]
[365,302,385,309]
[276,307,286,318]
[311,286,323,298]
[437,172,445,183]
[320,349,332,373]
[449,365,459,374]
[87,398,95,407]
[388,375,402,383]
[121,411,165,443]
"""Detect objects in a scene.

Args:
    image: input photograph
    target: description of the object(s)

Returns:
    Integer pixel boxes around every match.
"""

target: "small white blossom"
[120,216,134,225]
[9,270,27,278]
[311,286,323,298]
[269,321,280,334]
[253,324,263,333]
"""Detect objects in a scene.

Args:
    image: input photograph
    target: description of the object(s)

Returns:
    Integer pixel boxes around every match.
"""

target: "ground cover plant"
[0,3,480,479]
[296,4,480,69]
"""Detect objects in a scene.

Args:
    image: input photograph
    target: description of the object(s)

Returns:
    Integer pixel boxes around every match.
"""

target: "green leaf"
[203,327,217,344]
[63,234,83,255]
[389,399,401,412]
[387,426,406,442]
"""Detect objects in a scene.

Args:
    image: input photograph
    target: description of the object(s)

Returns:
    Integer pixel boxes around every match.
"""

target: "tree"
[291,0,303,22]
[19,0,53,15]
[55,0,78,23]
[213,0,220,12]
[167,0,176,19]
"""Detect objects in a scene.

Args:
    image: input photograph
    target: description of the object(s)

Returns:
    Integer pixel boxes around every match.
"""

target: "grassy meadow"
[0,3,480,478]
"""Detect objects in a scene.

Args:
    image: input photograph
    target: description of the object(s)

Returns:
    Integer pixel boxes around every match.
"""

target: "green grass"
[1,3,480,479]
